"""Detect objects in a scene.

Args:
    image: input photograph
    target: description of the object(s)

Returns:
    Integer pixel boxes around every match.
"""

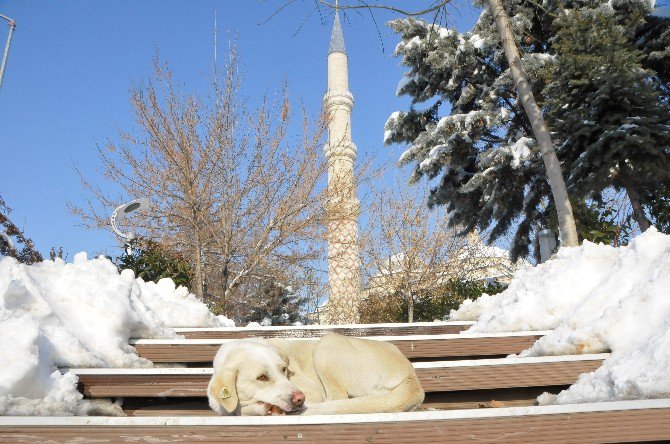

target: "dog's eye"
[257,374,269,381]
[281,366,287,374]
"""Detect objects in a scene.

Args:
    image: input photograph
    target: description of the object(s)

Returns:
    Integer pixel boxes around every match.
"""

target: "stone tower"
[323,11,361,324]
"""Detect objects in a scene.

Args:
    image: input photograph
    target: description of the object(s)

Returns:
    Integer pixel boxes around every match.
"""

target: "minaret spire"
[323,10,361,324]
[328,10,346,55]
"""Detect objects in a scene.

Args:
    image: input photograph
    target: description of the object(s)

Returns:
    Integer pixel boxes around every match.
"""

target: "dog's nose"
[291,390,305,406]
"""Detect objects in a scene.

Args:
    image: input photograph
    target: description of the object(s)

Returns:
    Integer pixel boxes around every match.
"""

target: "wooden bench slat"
[132,332,548,362]
[2,400,670,443]
[172,321,475,339]
[69,354,607,397]
[416,358,602,392]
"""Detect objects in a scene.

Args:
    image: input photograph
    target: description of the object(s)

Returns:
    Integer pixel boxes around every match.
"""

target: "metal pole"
[537,229,557,264]
[0,14,16,94]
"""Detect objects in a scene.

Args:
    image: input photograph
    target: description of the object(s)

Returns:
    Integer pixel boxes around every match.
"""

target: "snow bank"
[450,228,670,404]
[0,253,233,415]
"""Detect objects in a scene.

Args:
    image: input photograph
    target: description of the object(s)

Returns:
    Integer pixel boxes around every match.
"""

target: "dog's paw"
[265,404,286,416]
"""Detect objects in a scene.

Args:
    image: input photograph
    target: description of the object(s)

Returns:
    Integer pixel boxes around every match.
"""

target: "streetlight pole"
[0,14,16,94]
[110,198,149,255]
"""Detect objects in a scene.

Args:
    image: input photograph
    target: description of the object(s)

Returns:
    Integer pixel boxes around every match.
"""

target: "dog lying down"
[207,333,425,416]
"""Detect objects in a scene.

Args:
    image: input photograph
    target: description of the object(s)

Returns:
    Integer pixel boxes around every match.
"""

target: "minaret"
[323,11,361,324]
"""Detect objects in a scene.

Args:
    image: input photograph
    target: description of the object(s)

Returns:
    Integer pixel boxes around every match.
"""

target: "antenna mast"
[0,14,16,94]
[214,9,217,71]
[213,9,219,109]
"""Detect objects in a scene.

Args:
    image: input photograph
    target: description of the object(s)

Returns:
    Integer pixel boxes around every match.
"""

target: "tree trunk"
[192,231,204,299]
[487,0,579,247]
[621,172,651,232]
[406,291,414,323]
[220,262,230,314]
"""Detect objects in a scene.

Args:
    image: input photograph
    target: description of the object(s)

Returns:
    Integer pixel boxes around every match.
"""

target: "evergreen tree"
[546,197,633,250]
[0,196,42,264]
[645,183,670,233]
[117,239,193,289]
[635,9,670,88]
[242,279,306,326]
[546,4,670,231]
[384,1,670,259]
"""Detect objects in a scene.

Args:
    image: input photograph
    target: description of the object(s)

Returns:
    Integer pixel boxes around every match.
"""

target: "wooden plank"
[131,331,548,362]
[68,354,607,398]
[414,354,606,392]
[172,321,475,339]
[2,399,670,443]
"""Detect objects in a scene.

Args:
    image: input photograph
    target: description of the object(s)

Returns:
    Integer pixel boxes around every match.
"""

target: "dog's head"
[207,339,306,416]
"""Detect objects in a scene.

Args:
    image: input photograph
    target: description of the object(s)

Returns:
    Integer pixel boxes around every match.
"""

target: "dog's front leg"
[300,402,332,415]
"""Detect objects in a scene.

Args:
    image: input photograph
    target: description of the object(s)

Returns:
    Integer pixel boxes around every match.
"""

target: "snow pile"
[450,228,670,404]
[134,277,234,328]
[0,253,233,415]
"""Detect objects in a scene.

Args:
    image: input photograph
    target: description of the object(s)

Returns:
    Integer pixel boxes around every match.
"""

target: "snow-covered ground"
[0,253,233,415]
[451,228,670,405]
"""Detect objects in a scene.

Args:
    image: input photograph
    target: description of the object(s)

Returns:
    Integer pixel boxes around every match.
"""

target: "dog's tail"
[302,377,424,416]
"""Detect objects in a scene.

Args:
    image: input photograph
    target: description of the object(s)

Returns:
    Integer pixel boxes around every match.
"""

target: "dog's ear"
[208,367,239,415]
[285,358,296,378]
[279,353,295,378]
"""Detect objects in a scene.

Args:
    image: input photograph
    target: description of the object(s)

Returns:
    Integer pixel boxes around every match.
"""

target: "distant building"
[315,231,530,324]
[453,231,531,285]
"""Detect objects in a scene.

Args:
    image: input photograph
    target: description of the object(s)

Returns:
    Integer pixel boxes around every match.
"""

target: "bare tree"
[360,185,465,322]
[71,49,329,315]
[205,86,329,312]
[312,0,579,247]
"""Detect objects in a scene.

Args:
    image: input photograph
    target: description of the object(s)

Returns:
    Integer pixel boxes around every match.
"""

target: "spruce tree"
[385,1,670,258]
[546,4,670,231]
[117,239,193,289]
[386,10,562,260]
[635,9,670,88]
[243,279,306,326]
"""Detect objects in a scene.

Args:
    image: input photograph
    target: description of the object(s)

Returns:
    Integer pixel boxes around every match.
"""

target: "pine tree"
[243,278,306,326]
[546,4,670,231]
[117,239,193,289]
[645,184,670,233]
[385,10,560,260]
[385,0,670,258]
[0,196,42,264]
[635,9,670,88]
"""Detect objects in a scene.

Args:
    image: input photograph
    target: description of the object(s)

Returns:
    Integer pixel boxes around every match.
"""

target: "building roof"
[328,12,346,55]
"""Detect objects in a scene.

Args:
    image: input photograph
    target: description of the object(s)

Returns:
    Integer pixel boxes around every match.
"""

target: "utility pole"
[0,14,16,94]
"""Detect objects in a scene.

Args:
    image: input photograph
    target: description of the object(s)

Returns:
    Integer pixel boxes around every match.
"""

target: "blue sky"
[0,0,480,259]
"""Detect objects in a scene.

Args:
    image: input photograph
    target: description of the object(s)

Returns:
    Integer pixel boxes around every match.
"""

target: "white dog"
[207,333,424,416]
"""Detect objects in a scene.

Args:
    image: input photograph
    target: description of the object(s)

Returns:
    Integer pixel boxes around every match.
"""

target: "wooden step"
[120,386,570,416]
[414,354,606,392]
[67,354,607,398]
[2,399,670,443]
[171,321,475,339]
[131,331,549,362]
